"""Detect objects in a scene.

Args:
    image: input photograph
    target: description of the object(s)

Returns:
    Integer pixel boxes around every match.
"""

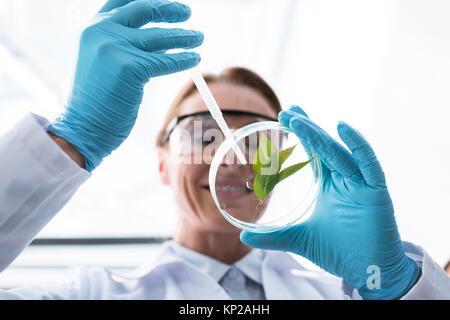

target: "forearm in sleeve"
[0,113,90,272]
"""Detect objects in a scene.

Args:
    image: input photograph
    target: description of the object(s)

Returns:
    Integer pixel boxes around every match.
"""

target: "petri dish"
[209,121,322,233]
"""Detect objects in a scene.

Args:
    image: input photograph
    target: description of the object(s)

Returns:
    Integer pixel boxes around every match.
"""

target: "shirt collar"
[168,241,264,285]
[234,248,265,284]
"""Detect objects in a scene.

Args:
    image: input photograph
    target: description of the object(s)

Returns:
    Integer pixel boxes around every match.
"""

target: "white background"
[0,0,449,273]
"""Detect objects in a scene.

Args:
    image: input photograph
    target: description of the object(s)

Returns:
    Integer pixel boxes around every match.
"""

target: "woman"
[154,67,286,299]
[0,0,448,300]
[156,67,281,263]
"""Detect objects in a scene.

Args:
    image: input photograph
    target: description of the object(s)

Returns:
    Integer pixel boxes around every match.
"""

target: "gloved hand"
[240,106,420,299]
[48,0,204,171]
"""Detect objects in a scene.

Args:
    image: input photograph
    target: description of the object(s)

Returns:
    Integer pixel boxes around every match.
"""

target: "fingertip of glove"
[176,2,192,19]
[239,230,249,242]
[289,114,308,128]
[337,121,358,139]
[337,120,349,129]
[336,121,346,133]
[192,53,201,64]
[278,106,308,126]
[240,230,258,245]
[182,51,201,63]
[289,105,309,118]
[183,3,192,16]
[277,110,290,123]
[164,1,192,22]
[195,31,205,45]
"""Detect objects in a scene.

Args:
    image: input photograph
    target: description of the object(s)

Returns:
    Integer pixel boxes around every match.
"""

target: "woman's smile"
[213,178,253,200]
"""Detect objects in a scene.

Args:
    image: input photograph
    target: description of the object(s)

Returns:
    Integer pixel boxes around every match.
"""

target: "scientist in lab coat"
[0,0,449,300]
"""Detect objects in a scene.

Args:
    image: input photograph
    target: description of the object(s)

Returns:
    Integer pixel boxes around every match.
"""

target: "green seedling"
[252,133,314,207]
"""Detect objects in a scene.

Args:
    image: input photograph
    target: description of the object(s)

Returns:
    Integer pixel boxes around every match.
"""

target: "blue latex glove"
[240,106,420,299]
[48,0,204,171]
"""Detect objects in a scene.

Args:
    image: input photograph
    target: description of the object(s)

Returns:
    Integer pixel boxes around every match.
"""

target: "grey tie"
[219,266,265,300]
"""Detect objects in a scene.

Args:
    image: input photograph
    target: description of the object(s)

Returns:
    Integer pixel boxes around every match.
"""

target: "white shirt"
[169,241,266,299]
[0,113,449,300]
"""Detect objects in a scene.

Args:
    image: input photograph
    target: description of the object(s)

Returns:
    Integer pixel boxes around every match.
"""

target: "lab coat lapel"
[262,251,301,299]
[112,242,231,299]
[141,261,231,299]
[110,242,344,299]
[262,251,344,300]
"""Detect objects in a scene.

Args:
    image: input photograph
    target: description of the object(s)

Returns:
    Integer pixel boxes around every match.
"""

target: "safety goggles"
[161,110,279,162]
[161,110,278,145]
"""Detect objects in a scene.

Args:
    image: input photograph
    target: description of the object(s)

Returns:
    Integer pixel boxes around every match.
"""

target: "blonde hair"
[156,67,282,147]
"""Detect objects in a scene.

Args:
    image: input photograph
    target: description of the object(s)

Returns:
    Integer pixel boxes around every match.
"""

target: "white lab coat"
[0,113,449,300]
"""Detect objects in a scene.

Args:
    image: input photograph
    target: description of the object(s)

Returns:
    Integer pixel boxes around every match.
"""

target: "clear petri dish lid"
[209,121,322,233]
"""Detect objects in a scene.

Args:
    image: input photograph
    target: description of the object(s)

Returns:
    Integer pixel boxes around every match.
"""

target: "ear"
[157,147,171,186]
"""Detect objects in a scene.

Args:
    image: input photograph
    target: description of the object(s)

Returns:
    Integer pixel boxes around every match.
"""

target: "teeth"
[216,185,247,192]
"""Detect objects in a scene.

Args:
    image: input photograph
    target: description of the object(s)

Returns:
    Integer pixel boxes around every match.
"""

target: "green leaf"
[253,172,279,202]
[253,132,277,175]
[278,145,296,167]
[278,158,315,183]
[251,133,314,207]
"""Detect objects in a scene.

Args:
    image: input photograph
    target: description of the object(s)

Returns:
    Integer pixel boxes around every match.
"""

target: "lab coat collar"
[107,241,331,300]
[167,241,265,285]
[112,241,184,279]
[234,248,265,284]
[116,240,268,284]
[168,241,230,283]
[108,241,236,300]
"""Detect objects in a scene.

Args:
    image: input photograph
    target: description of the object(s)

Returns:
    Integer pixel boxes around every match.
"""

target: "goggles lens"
[166,110,281,163]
